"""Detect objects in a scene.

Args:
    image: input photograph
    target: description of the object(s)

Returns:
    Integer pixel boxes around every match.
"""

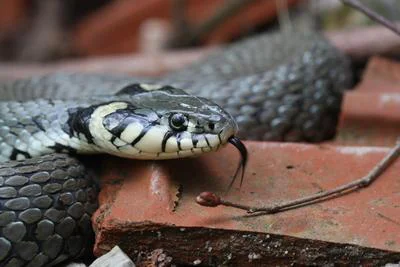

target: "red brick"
[73,0,301,55]
[0,49,206,81]
[334,57,400,146]
[335,91,400,146]
[0,0,27,32]
[93,141,400,262]
[358,57,400,92]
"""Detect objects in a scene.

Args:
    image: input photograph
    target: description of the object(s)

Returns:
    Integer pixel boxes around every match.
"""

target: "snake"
[0,30,351,266]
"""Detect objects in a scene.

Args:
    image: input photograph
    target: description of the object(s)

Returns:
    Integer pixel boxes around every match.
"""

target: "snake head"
[68,84,238,160]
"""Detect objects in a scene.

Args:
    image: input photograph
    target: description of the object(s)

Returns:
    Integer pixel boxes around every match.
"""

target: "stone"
[90,246,135,267]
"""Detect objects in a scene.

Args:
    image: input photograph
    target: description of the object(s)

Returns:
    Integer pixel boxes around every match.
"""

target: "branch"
[168,0,255,48]
[197,138,400,215]
[341,0,400,36]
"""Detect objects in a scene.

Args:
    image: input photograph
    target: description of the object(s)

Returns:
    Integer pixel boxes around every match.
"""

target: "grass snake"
[0,30,351,266]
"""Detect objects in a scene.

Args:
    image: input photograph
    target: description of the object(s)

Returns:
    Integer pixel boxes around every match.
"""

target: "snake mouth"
[227,136,248,190]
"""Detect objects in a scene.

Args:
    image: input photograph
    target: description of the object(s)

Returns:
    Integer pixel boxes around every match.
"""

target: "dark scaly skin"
[0,30,352,266]
[0,154,97,266]
[0,31,351,142]
[0,87,235,266]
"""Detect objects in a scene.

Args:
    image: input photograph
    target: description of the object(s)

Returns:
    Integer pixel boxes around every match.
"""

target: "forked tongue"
[227,136,248,190]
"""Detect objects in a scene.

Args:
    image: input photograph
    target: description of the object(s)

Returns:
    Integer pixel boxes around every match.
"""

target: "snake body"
[0,30,351,266]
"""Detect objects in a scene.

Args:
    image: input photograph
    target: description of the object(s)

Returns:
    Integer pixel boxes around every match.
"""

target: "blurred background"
[0,0,398,59]
[0,0,399,77]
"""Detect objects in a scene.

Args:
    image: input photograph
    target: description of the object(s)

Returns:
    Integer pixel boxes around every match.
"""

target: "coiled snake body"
[0,31,351,266]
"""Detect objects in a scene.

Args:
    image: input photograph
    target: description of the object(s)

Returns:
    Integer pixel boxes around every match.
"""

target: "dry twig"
[341,0,400,36]
[197,139,400,215]
[168,0,255,47]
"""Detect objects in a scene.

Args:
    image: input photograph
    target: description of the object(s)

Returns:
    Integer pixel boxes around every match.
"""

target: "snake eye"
[169,113,188,131]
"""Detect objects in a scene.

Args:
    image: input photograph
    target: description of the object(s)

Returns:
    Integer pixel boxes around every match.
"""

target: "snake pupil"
[169,113,187,131]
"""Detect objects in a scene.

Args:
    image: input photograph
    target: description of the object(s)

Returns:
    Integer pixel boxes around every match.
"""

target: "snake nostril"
[208,122,215,130]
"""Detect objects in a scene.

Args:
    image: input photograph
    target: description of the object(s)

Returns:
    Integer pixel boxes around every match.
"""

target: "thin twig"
[170,0,191,46]
[341,0,400,36]
[168,0,255,48]
[276,0,293,33]
[197,139,400,215]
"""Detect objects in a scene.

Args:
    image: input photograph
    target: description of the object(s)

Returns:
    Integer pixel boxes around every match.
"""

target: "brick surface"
[93,142,400,263]
[73,0,300,55]
[0,49,206,81]
[358,57,400,92]
[0,0,27,32]
[334,57,400,146]
[334,91,400,146]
